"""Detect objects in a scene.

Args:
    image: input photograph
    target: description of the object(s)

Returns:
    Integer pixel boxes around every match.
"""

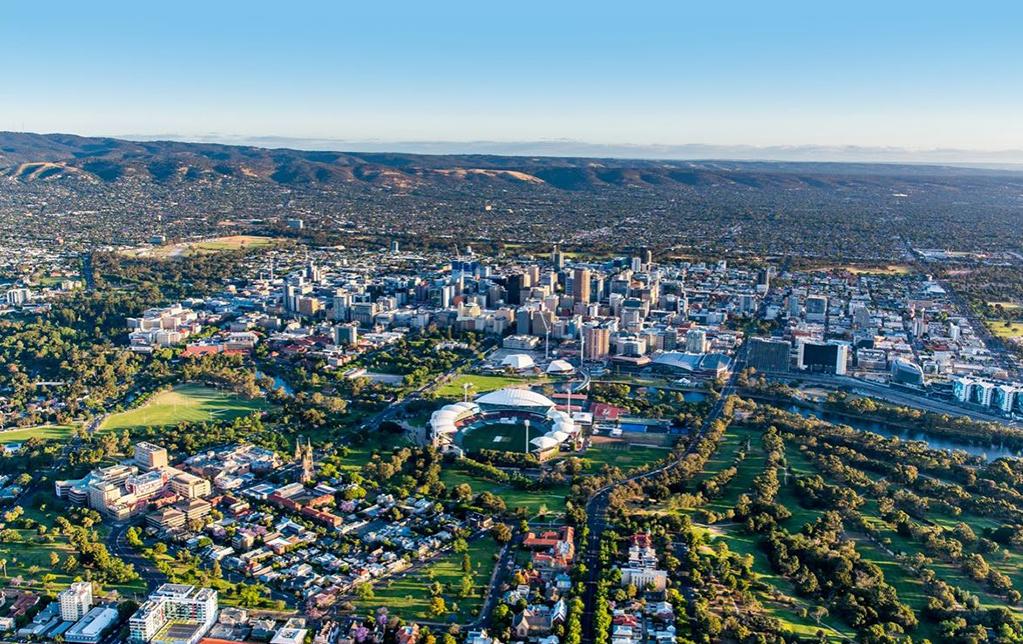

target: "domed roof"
[545,359,575,374]
[501,354,536,369]
[476,387,556,410]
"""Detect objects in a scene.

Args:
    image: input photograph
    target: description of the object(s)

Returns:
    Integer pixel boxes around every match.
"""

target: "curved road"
[579,340,748,643]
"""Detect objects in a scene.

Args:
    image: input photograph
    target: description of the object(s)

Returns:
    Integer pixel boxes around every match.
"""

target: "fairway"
[580,440,670,473]
[460,421,545,454]
[100,384,266,432]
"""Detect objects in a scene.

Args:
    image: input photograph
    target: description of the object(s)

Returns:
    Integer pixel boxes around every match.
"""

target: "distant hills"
[2,131,1020,193]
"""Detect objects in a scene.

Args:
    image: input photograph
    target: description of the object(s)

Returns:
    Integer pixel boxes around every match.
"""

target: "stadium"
[430,387,578,460]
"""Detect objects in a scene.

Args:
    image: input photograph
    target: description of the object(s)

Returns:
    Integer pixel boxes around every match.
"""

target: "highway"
[579,340,749,643]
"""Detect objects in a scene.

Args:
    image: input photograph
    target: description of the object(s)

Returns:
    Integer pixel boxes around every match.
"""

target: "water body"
[789,406,1021,462]
[256,370,295,396]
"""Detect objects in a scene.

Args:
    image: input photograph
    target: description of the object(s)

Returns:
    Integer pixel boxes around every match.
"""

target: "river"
[789,406,1022,462]
[256,370,295,396]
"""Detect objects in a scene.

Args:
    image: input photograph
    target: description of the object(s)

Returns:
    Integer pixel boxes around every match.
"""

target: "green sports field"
[100,384,266,432]
[459,421,546,454]
[0,424,76,444]
[434,374,546,398]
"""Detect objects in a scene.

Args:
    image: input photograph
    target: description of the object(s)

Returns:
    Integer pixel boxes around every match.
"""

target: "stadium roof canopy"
[476,387,556,410]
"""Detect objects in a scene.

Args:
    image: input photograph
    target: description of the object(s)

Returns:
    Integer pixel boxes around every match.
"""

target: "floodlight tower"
[524,419,530,454]
[538,312,551,361]
[463,382,471,403]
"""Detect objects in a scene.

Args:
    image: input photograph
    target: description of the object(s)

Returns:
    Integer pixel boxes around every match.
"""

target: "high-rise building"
[582,322,611,361]
[748,338,791,372]
[333,322,359,346]
[506,273,525,306]
[797,341,848,375]
[572,268,591,304]
[129,584,218,644]
[551,244,565,270]
[59,582,94,622]
[134,442,169,471]
[332,290,352,321]
[685,328,708,353]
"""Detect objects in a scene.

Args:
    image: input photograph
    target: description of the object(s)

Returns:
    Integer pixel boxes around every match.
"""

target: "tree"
[491,523,512,543]
[354,582,375,601]
[125,527,143,548]
[429,596,448,617]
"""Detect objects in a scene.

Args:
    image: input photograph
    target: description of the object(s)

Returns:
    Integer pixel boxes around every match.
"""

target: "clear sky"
[1,0,1021,151]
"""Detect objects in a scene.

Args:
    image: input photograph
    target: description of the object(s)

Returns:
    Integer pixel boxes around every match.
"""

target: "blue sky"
[1,1,1021,151]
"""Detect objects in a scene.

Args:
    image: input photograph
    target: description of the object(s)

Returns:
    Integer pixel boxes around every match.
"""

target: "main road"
[579,340,749,643]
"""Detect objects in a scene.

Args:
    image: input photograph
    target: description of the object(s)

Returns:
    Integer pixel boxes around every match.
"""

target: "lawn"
[0,424,76,444]
[191,235,275,252]
[434,374,545,399]
[353,536,501,622]
[439,467,569,517]
[0,490,147,600]
[987,301,1021,311]
[100,384,267,432]
[461,421,545,454]
[987,320,1023,339]
[580,440,670,474]
[813,264,912,276]
[340,431,413,473]
[121,235,277,259]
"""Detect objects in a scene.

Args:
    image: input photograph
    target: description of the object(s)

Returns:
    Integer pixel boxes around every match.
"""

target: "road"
[766,371,1022,427]
[579,340,749,643]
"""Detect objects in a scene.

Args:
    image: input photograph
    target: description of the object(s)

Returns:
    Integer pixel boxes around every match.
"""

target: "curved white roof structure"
[430,402,481,440]
[501,354,536,370]
[546,359,575,374]
[476,387,556,410]
[530,436,559,450]
[547,430,570,443]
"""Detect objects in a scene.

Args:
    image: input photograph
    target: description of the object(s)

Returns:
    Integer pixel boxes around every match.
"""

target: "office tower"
[797,341,848,375]
[506,273,525,306]
[748,338,791,372]
[333,322,359,346]
[551,244,565,270]
[59,582,94,622]
[572,268,591,304]
[641,247,653,266]
[685,328,708,353]
[332,290,352,321]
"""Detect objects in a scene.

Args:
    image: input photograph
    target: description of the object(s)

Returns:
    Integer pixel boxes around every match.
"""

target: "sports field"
[121,235,276,258]
[460,421,546,454]
[0,424,76,444]
[434,374,546,398]
[100,384,266,432]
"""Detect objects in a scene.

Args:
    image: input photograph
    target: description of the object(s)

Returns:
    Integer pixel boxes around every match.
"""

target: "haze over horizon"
[2,1,1022,160]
